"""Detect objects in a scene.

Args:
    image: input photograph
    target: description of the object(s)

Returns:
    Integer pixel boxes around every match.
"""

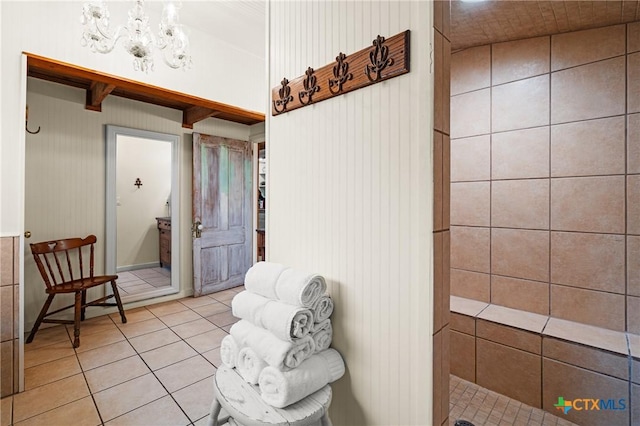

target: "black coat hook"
[134,178,143,188]
[26,105,41,134]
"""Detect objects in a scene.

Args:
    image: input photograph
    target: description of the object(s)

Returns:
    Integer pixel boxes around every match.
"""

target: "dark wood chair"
[27,235,127,348]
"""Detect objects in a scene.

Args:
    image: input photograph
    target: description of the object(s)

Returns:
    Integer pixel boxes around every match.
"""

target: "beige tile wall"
[1,236,20,397]
[433,2,451,426]
[450,23,639,333]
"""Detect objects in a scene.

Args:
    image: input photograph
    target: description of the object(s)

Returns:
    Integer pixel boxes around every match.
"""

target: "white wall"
[1,1,265,235]
[267,1,434,424]
[116,135,172,269]
[23,78,251,328]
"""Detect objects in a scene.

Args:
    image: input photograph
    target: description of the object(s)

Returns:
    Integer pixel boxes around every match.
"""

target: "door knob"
[192,221,203,238]
[24,231,31,238]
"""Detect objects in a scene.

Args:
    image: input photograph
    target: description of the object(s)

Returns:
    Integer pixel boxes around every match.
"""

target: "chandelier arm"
[162,58,182,69]
[161,53,185,69]
[164,53,192,70]
[92,26,129,54]
[155,36,168,50]
[93,21,119,41]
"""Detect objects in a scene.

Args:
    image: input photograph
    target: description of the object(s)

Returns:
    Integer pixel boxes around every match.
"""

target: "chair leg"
[111,281,127,324]
[26,294,55,344]
[80,290,87,321]
[72,292,82,348]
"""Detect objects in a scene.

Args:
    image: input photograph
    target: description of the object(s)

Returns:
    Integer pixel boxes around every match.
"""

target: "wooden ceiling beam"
[24,52,265,126]
[86,81,116,112]
[182,106,222,129]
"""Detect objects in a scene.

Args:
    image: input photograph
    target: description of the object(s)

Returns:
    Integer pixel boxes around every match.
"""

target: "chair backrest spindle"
[65,249,75,281]
[53,251,65,283]
[77,246,83,280]
[89,243,94,278]
[35,253,55,289]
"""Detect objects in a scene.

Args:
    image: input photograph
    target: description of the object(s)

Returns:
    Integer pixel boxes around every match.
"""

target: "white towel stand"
[208,366,333,426]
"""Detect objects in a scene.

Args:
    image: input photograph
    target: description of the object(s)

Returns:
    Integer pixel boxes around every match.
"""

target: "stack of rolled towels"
[220,261,345,408]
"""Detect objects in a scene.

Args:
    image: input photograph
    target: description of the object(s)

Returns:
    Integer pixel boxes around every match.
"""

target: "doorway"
[105,125,181,303]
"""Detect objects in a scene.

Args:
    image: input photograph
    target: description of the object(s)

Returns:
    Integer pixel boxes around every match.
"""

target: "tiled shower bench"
[450,296,639,426]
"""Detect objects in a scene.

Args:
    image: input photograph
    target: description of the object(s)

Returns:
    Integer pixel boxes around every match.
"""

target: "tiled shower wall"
[433,1,451,426]
[1,236,20,397]
[450,23,640,333]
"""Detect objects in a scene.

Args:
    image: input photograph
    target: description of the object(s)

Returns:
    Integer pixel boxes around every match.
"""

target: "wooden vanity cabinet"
[156,217,171,268]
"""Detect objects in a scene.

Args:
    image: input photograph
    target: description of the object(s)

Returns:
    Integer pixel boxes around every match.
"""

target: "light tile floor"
[2,287,579,426]
[449,375,578,426]
[2,286,242,426]
[116,267,172,296]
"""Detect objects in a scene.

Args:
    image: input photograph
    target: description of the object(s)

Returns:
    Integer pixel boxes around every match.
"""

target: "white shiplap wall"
[268,1,434,424]
[23,78,252,328]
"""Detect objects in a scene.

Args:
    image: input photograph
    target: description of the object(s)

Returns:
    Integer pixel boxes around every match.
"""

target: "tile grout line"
[548,32,553,334]
[625,24,633,426]
[625,23,630,340]
[79,314,119,426]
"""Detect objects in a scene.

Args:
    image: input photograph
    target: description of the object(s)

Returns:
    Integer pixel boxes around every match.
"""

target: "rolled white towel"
[261,299,314,341]
[310,319,332,353]
[232,291,314,341]
[244,261,287,300]
[236,347,268,385]
[284,335,316,369]
[258,349,345,408]
[275,268,327,308]
[311,294,334,323]
[231,291,269,324]
[220,335,240,368]
[230,320,315,370]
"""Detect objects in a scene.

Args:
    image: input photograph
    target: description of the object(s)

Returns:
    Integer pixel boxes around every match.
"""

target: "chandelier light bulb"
[80,0,192,72]
[162,2,179,27]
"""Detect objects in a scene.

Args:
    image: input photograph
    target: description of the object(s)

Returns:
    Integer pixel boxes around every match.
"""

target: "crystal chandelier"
[81,0,192,72]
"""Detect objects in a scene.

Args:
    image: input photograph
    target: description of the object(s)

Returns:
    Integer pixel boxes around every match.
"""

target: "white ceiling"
[179,0,266,59]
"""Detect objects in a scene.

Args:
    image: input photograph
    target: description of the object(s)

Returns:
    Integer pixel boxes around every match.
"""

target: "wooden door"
[193,133,252,296]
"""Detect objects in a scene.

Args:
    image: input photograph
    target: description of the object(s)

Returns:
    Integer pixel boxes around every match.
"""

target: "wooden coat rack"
[271,30,410,116]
